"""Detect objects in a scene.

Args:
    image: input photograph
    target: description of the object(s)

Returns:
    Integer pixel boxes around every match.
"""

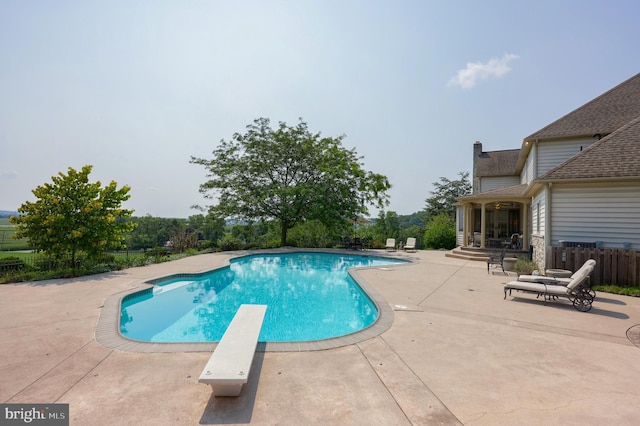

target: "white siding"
[550,184,640,248]
[521,143,535,184]
[479,176,520,192]
[532,190,546,236]
[537,139,596,176]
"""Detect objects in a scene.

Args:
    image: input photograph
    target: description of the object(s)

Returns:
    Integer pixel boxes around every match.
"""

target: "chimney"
[472,141,482,193]
[473,140,482,158]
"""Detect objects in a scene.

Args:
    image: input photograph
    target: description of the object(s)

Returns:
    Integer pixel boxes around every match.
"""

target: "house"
[456,72,640,272]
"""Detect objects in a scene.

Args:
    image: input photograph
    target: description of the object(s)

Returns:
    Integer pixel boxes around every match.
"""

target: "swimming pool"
[120,252,406,343]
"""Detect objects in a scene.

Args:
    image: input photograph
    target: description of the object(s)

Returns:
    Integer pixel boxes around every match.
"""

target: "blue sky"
[2,1,640,218]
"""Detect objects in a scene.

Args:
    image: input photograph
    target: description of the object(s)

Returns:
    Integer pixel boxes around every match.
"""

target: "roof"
[525,73,640,141]
[535,115,640,182]
[475,149,520,177]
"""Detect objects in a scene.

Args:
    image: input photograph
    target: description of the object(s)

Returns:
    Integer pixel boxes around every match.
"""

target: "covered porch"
[457,186,530,250]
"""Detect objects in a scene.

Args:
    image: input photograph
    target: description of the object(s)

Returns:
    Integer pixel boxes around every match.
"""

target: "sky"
[2,1,640,218]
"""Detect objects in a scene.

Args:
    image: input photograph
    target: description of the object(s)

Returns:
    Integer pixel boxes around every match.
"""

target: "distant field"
[0,251,34,260]
[0,218,31,251]
[0,250,146,262]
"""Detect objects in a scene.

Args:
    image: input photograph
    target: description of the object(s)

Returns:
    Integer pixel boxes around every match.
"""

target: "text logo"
[1,404,68,425]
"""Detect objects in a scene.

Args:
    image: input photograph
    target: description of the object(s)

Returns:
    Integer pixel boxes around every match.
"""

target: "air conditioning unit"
[558,240,596,248]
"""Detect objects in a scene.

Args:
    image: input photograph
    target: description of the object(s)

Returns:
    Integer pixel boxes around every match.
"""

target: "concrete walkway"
[1,250,639,425]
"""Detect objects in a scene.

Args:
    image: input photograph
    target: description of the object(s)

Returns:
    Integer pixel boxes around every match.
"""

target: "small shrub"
[287,220,333,248]
[371,239,387,249]
[218,235,244,251]
[514,257,537,275]
[424,214,456,250]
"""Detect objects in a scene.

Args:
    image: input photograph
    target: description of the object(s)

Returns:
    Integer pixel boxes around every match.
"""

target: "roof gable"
[536,115,640,182]
[525,73,640,141]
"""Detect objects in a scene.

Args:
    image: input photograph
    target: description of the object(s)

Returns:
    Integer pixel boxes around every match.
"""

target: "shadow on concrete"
[593,296,626,305]
[587,308,629,319]
[199,352,265,425]
[506,296,630,319]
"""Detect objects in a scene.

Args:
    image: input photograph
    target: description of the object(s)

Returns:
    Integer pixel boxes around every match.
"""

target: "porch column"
[480,202,486,249]
[462,204,469,247]
[522,202,529,250]
[467,205,473,246]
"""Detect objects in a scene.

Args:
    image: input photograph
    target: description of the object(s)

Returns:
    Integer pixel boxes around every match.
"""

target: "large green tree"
[424,171,471,220]
[191,118,391,246]
[127,215,185,249]
[11,165,135,265]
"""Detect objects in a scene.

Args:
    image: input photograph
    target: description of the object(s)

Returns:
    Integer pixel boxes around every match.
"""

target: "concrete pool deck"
[1,249,640,425]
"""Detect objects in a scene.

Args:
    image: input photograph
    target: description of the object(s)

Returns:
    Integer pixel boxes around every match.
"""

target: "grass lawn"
[0,218,31,251]
[0,251,36,260]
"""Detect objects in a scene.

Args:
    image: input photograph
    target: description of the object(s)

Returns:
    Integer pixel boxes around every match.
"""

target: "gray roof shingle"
[475,149,520,177]
[536,115,640,182]
[525,73,640,140]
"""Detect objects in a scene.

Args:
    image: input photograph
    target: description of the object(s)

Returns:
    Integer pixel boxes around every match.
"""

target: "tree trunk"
[280,225,287,247]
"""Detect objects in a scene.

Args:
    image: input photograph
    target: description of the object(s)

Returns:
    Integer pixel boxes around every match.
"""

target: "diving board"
[198,304,267,396]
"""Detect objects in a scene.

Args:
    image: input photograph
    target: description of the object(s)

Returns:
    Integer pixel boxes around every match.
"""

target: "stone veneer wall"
[530,235,546,273]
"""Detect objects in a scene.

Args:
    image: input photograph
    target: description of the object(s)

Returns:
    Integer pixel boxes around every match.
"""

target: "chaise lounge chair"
[403,237,416,252]
[504,264,595,312]
[517,259,596,298]
[385,238,396,251]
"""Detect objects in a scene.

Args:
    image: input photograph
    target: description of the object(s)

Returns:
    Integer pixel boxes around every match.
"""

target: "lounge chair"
[404,238,416,252]
[487,248,506,273]
[385,238,396,251]
[517,259,596,298]
[504,265,595,311]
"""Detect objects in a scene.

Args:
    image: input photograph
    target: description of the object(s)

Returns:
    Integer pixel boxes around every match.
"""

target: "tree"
[191,118,391,246]
[188,213,225,243]
[424,213,456,249]
[128,216,186,249]
[10,165,135,265]
[372,210,400,242]
[424,171,471,220]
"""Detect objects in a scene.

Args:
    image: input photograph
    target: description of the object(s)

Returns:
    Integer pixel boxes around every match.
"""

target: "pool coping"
[95,249,413,353]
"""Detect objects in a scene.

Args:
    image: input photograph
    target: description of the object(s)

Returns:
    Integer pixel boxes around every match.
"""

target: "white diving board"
[198,304,267,396]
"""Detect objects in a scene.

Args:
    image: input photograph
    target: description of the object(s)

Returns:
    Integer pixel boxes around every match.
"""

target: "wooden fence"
[549,247,639,286]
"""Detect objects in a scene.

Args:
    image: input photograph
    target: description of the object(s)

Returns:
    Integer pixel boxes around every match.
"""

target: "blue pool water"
[120,252,406,342]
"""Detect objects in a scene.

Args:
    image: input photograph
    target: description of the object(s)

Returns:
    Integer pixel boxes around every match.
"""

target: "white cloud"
[448,53,519,89]
[0,171,18,180]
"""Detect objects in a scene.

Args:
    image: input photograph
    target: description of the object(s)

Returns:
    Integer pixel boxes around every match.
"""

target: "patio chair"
[352,237,363,250]
[509,233,520,249]
[404,237,416,252]
[341,237,353,250]
[487,248,506,274]
[385,238,396,251]
[504,265,595,312]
